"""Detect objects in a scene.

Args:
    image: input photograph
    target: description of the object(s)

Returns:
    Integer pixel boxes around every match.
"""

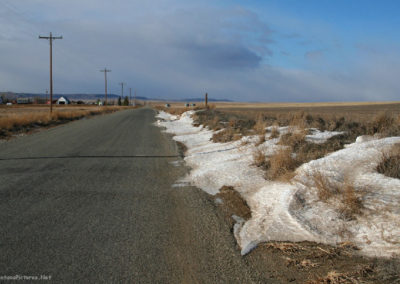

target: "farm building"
[17,97,32,104]
[57,96,71,105]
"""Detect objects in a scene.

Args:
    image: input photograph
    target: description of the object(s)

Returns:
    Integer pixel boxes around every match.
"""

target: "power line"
[39,32,62,113]
[100,68,111,105]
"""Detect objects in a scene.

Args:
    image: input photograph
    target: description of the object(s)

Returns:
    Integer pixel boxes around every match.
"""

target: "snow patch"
[156,111,400,257]
[306,128,344,143]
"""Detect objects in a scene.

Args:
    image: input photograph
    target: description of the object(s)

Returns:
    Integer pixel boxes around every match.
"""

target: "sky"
[0,0,399,102]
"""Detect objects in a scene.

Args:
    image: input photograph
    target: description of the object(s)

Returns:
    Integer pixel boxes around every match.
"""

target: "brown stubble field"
[0,104,130,138]
[151,100,400,118]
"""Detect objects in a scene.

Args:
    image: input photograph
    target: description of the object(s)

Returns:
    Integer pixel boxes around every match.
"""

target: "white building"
[56,96,71,105]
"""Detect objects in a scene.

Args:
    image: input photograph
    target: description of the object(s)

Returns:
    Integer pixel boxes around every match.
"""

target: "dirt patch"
[243,241,400,283]
[210,189,400,283]
[214,186,251,228]
[176,141,188,158]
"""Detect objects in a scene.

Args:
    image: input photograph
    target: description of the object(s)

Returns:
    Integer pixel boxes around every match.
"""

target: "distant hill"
[0,92,147,101]
[0,92,233,102]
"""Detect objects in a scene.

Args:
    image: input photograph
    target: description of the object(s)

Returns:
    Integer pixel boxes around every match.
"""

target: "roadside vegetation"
[377,143,400,179]
[0,105,132,139]
[159,105,400,222]
[191,108,400,180]
[157,104,400,283]
[158,106,400,183]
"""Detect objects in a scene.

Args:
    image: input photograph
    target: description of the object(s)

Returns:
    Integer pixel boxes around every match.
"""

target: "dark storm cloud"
[176,40,262,69]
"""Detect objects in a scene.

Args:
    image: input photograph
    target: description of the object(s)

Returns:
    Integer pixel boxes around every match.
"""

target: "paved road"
[0,108,269,283]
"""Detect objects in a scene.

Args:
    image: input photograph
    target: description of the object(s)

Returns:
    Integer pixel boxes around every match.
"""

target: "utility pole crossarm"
[39,36,63,40]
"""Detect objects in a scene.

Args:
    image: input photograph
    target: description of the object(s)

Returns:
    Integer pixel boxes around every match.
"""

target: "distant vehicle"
[185,103,190,107]
[165,104,170,107]
[191,103,196,107]
[6,102,12,106]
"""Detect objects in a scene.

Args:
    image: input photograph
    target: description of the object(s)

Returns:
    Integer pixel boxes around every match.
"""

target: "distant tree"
[123,96,129,106]
[118,96,122,106]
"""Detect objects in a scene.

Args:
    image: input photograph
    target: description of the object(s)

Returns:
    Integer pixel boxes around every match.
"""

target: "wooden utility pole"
[129,88,132,106]
[119,82,125,100]
[205,93,208,107]
[100,68,111,105]
[134,90,137,106]
[39,32,62,114]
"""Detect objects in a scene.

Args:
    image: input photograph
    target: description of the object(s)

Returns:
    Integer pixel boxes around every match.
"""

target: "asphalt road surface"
[0,108,272,283]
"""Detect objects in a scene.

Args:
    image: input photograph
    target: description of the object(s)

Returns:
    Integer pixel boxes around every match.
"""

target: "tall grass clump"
[254,114,267,145]
[253,147,298,181]
[377,143,400,179]
[305,171,364,220]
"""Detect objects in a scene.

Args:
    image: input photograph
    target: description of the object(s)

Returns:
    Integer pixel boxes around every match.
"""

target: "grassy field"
[0,104,132,138]
[156,101,400,181]
[151,101,400,118]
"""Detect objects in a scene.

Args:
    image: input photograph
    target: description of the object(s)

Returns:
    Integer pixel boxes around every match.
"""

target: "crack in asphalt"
[0,155,180,161]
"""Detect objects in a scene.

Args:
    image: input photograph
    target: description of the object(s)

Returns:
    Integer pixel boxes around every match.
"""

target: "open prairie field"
[0,104,102,116]
[0,104,128,138]
[151,101,400,119]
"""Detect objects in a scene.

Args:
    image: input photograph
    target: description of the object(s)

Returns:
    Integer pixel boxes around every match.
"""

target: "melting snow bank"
[156,111,400,258]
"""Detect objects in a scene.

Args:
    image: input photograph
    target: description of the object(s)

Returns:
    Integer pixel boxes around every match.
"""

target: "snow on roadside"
[156,110,400,257]
[306,128,345,144]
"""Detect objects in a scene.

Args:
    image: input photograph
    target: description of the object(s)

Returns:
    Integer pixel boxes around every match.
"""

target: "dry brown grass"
[304,171,364,220]
[311,171,339,202]
[253,149,268,168]
[183,105,400,182]
[307,265,374,284]
[0,106,123,137]
[279,129,308,149]
[254,114,267,146]
[253,114,267,135]
[341,182,364,220]
[377,143,400,179]
[212,128,242,143]
[265,147,298,181]
[269,126,280,139]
